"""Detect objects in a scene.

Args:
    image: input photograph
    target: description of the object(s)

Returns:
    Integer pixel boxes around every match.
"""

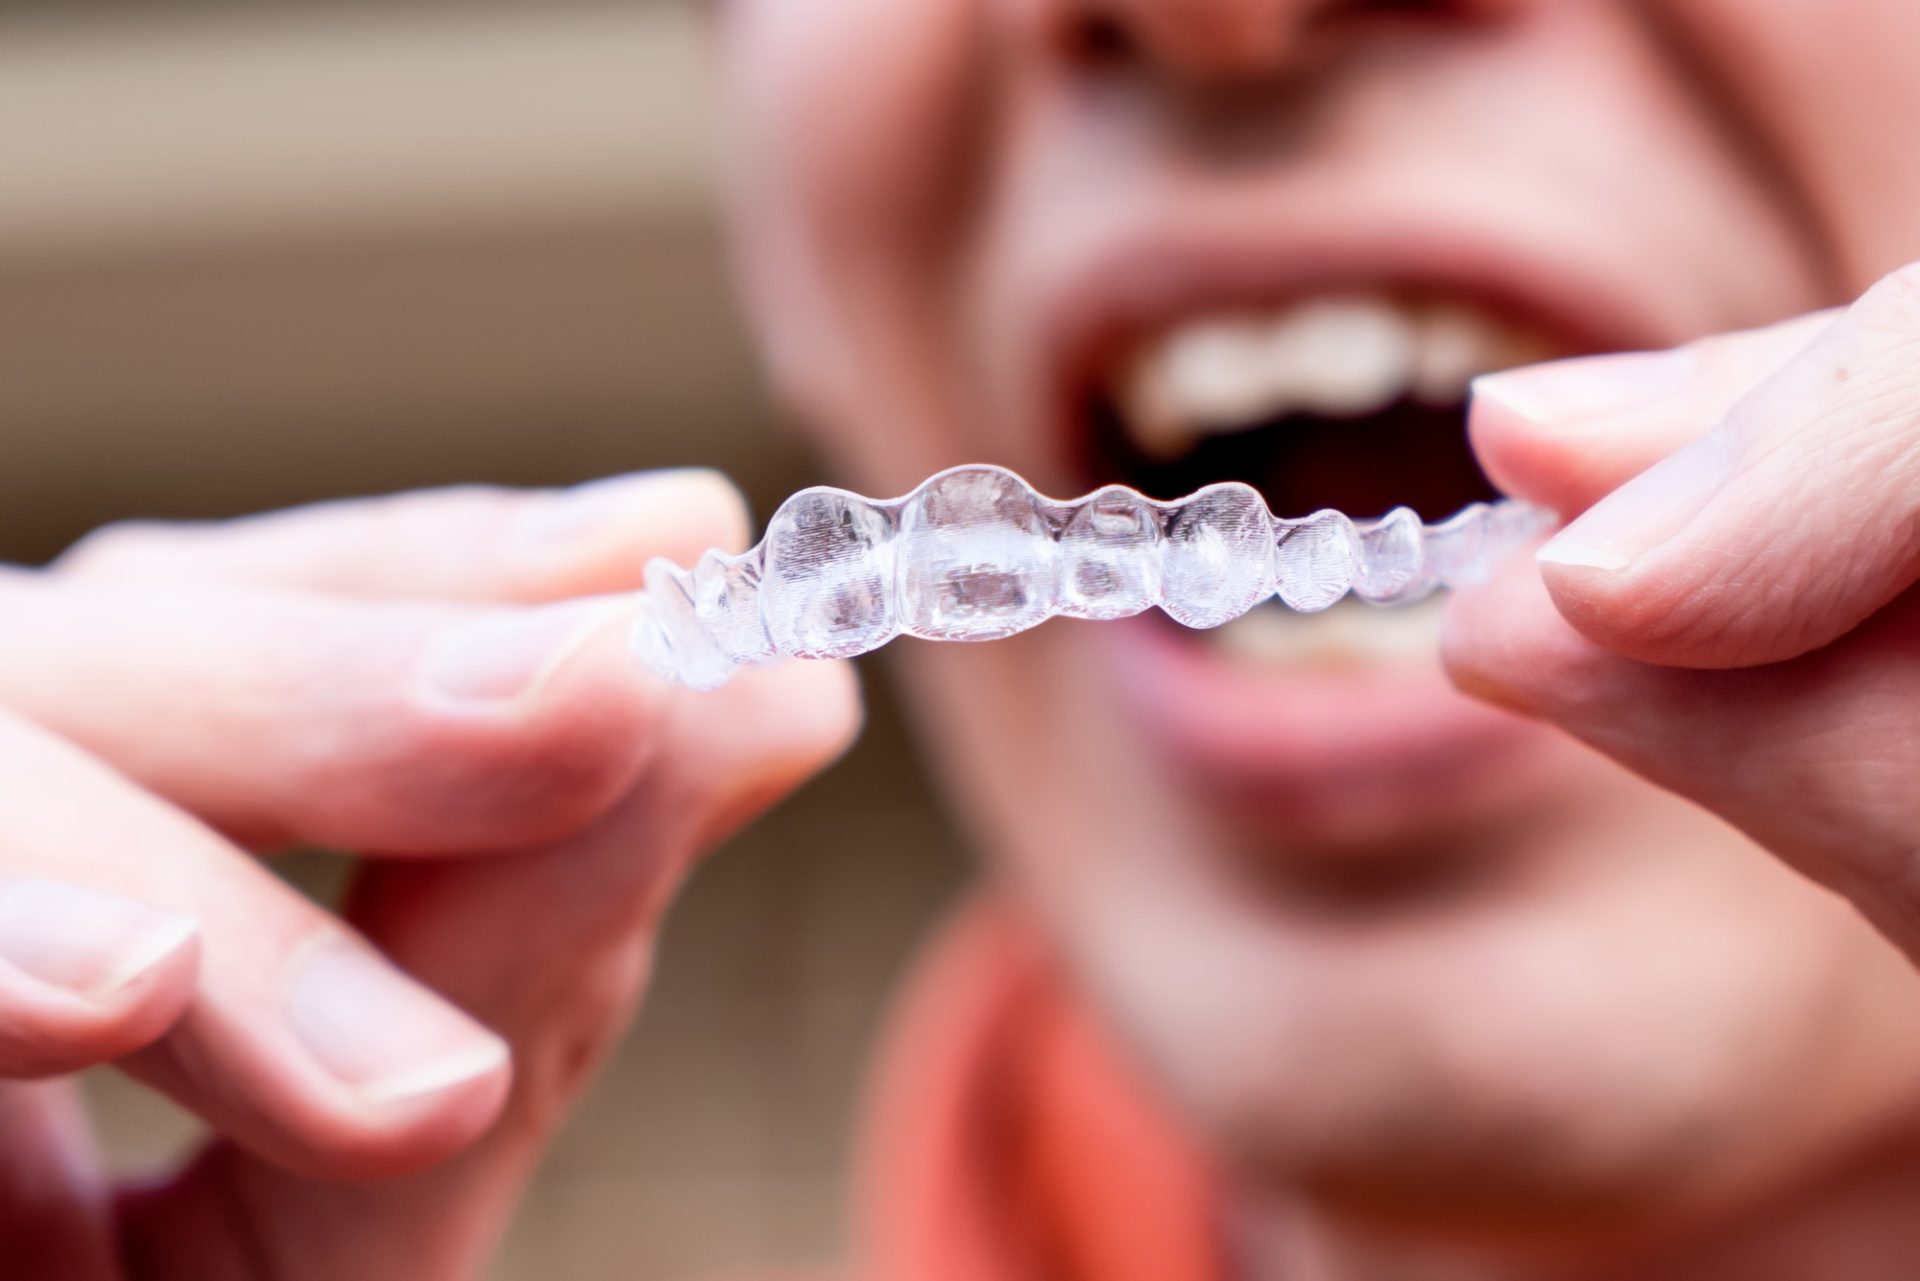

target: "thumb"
[1471,266,1920,669]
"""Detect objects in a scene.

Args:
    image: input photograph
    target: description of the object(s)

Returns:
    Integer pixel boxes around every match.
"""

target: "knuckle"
[1856,262,1920,342]
[466,724,638,832]
[373,483,514,535]
[52,519,177,577]
[1879,260,1920,306]
[514,939,651,1135]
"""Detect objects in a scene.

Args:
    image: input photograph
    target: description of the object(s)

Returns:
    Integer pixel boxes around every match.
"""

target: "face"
[720,0,1920,1242]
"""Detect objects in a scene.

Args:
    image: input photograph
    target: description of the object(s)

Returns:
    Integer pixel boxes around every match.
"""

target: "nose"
[1040,0,1514,81]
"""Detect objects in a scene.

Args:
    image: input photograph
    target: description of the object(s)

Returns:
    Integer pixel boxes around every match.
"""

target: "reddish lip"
[1000,211,1668,845]
[1099,615,1560,848]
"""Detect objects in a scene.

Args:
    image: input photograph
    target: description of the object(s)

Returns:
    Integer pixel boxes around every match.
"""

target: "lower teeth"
[1204,594,1447,668]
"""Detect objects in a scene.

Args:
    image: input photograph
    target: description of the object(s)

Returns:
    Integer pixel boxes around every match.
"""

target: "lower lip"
[1099,612,1551,845]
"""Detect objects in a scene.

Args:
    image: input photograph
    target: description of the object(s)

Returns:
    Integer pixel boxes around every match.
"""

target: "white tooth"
[1119,348,1199,462]
[1265,296,1415,418]
[1410,302,1497,404]
[1208,594,1446,667]
[1113,295,1570,461]
[1159,316,1284,430]
[1412,302,1568,403]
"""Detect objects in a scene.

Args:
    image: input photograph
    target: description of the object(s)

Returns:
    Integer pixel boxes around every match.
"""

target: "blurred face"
[721,0,1920,1249]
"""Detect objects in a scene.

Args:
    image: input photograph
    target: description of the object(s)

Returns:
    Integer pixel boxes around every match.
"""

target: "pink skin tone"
[10,3,1920,1279]
[0,478,859,1278]
[720,0,1920,1276]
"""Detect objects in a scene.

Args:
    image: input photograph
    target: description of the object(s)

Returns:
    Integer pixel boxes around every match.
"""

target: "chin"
[1016,218,1683,849]
[922,684,1920,1245]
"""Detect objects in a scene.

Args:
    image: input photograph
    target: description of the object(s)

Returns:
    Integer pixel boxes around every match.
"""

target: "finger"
[1467,308,1837,517]
[120,658,863,1278]
[1443,559,1920,956]
[0,877,197,1080]
[1474,268,1920,669]
[0,713,510,1180]
[0,573,662,853]
[56,469,751,604]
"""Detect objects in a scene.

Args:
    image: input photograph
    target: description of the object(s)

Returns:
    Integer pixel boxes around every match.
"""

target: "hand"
[1445,263,1920,959]
[0,472,860,1279]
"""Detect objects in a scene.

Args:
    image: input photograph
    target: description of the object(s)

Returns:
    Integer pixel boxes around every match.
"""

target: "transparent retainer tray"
[632,464,1552,689]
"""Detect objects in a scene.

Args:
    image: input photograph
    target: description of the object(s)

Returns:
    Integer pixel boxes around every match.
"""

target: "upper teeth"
[1117,294,1561,460]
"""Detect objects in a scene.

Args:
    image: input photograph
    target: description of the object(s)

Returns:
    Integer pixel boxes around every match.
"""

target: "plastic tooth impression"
[631,464,1552,689]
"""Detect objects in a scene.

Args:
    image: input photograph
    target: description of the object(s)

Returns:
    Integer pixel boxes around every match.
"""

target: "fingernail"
[0,880,197,1001]
[510,470,720,562]
[1472,347,1696,426]
[286,936,508,1106]
[1536,429,1733,574]
[419,598,624,704]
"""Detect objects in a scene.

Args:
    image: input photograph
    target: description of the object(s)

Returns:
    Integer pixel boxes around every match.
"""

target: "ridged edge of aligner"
[632,464,1552,687]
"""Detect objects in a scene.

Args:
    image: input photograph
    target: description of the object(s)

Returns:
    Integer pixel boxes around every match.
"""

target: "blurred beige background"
[0,2,968,1276]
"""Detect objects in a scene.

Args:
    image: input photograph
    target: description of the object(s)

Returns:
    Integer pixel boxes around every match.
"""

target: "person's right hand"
[0,471,860,1280]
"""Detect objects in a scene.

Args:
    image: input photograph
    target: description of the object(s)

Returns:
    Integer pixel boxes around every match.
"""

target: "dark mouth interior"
[1086,395,1501,523]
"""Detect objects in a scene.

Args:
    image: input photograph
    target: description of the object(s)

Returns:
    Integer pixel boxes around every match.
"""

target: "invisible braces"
[632,465,1551,689]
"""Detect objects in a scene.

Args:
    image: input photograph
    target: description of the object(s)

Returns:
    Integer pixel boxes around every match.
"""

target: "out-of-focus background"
[0,2,968,1276]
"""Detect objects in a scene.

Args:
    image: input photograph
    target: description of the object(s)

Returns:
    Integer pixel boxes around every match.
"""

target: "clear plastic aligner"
[632,465,1552,689]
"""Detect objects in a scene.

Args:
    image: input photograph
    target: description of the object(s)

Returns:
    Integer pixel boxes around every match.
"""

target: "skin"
[715,0,1920,1275]
[8,2,1920,1279]
[0,477,861,1278]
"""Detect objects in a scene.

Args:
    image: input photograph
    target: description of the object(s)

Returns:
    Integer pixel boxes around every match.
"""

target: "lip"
[1003,207,1668,843]
[1016,206,1691,496]
[1096,612,1557,847]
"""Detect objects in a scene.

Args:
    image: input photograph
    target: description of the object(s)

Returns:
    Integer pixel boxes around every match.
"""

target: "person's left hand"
[1444,262,1920,961]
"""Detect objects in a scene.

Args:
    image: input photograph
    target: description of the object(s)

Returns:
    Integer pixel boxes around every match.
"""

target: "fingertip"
[1471,348,1695,431]
[1468,359,1702,517]
[720,656,867,775]
[660,657,866,850]
[292,1044,513,1182]
[126,933,516,1182]
[506,469,755,598]
[1465,378,1563,508]
[0,919,199,1079]
[164,1041,514,1183]
[368,1053,515,1178]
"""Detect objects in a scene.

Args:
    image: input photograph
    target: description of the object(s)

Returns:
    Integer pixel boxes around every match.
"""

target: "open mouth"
[1082,290,1566,519]
[1073,290,1576,664]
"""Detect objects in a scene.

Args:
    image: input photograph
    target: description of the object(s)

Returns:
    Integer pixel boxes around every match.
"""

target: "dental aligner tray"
[632,464,1549,689]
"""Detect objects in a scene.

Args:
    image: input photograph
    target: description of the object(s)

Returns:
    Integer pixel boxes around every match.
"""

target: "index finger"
[1469,270,1920,669]
[0,574,659,854]
[55,469,751,604]
[1467,308,1836,517]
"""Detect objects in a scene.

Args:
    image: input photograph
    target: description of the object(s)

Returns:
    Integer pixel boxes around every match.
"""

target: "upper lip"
[1006,201,1691,492]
